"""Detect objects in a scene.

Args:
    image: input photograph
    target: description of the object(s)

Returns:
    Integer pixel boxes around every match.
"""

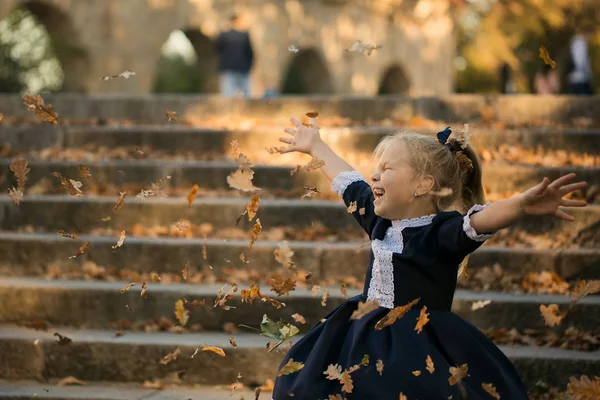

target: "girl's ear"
[416,174,435,196]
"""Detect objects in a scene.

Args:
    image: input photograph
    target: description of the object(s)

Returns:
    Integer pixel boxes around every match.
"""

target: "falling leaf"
[159,347,180,365]
[23,94,58,124]
[202,235,208,260]
[340,283,348,299]
[241,284,263,303]
[165,109,178,121]
[376,359,384,376]
[191,348,199,358]
[375,298,420,330]
[301,186,320,200]
[68,242,89,259]
[274,240,295,268]
[412,370,422,376]
[570,280,600,307]
[321,288,329,306]
[78,164,92,180]
[399,394,407,400]
[54,332,72,345]
[8,187,23,205]
[290,158,325,176]
[257,314,299,342]
[135,189,154,202]
[57,376,86,386]
[140,282,148,299]
[311,285,322,296]
[430,188,453,197]
[187,184,199,207]
[119,69,136,79]
[56,230,78,240]
[292,313,306,324]
[350,300,380,320]
[174,300,189,326]
[243,194,260,222]
[306,111,319,118]
[102,216,111,221]
[52,172,83,197]
[249,218,262,249]
[347,201,358,213]
[0,113,3,121]
[181,262,190,280]
[120,282,135,293]
[10,159,30,189]
[112,191,127,211]
[288,44,299,53]
[540,304,566,327]
[112,231,126,250]
[482,383,500,399]
[471,300,492,311]
[345,40,382,55]
[448,364,469,386]
[229,337,238,348]
[227,169,261,191]
[539,45,557,69]
[324,364,343,381]
[152,273,161,282]
[415,306,430,334]
[567,375,600,399]
[202,345,226,357]
[269,277,297,296]
[426,355,435,374]
[359,207,366,215]
[277,358,305,376]
[125,304,134,312]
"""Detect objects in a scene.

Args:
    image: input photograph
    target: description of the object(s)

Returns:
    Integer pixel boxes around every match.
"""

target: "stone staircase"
[0,95,599,399]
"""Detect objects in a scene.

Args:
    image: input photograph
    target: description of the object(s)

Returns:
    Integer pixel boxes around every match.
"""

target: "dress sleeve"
[438,204,495,262]
[331,171,377,237]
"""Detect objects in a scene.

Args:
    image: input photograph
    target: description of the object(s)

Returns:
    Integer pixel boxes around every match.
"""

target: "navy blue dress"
[272,171,529,399]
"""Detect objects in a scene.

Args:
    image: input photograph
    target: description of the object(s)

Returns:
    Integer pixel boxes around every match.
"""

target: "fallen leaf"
[175,299,189,326]
[8,187,23,205]
[277,358,305,376]
[415,306,430,334]
[426,355,435,374]
[258,314,299,342]
[229,337,238,348]
[249,219,262,248]
[376,359,384,376]
[347,201,357,213]
[375,298,420,330]
[292,313,306,324]
[321,288,329,306]
[119,69,136,79]
[241,284,263,303]
[119,282,135,293]
[202,345,226,357]
[112,230,126,250]
[152,273,161,282]
[57,376,85,386]
[54,332,72,345]
[482,383,500,399]
[290,158,325,176]
[10,159,30,189]
[247,194,260,221]
[359,207,366,215]
[202,235,208,260]
[165,109,178,121]
[412,370,422,376]
[269,277,297,296]
[187,184,199,207]
[539,45,557,69]
[23,94,58,124]
[101,216,111,221]
[570,280,600,307]
[57,230,78,239]
[350,300,380,320]
[159,347,180,365]
[68,242,89,259]
[340,371,354,393]
[140,282,148,299]
[399,394,407,400]
[540,304,566,327]
[448,364,469,386]
[566,375,600,399]
[361,354,370,365]
[324,364,343,381]
[78,164,92,180]
[125,304,134,312]
[471,300,492,311]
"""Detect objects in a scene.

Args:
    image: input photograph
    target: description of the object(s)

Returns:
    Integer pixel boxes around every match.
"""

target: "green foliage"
[152,53,204,94]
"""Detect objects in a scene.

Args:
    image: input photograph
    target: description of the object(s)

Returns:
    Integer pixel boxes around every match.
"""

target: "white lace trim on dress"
[462,203,493,242]
[330,170,367,197]
[367,214,435,309]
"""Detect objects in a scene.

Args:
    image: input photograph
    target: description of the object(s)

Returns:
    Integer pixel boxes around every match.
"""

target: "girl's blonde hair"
[373,130,485,213]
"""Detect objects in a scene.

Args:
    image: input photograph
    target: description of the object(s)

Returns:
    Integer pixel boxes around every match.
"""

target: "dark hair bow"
[437,127,453,151]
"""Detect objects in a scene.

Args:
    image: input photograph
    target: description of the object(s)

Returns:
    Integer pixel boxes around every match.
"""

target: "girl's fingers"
[548,173,576,190]
[283,127,297,136]
[280,146,296,154]
[533,177,550,195]
[560,199,587,207]
[559,181,588,195]
[279,137,294,144]
[290,117,302,128]
[555,208,575,221]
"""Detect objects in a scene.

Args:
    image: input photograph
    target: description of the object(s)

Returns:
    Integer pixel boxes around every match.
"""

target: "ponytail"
[459,144,485,212]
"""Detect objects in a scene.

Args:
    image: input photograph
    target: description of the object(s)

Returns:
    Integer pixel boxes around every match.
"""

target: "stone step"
[0,325,598,389]
[1,195,597,237]
[1,278,599,333]
[2,125,600,154]
[0,379,258,400]
[0,232,598,281]
[1,158,598,196]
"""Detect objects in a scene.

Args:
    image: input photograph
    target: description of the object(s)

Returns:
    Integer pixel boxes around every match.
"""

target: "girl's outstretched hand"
[280,117,323,155]
[519,173,588,220]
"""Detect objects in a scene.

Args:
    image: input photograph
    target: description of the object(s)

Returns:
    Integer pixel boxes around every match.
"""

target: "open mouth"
[373,187,385,200]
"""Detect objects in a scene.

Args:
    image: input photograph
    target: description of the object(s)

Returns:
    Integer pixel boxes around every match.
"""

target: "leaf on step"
[68,242,89,259]
[113,191,127,211]
[165,109,178,121]
[228,168,261,192]
[540,304,566,327]
[152,273,161,282]
[112,230,126,250]
[57,230,78,240]
[159,347,180,365]
[202,235,208,260]
[567,375,600,399]
[277,358,305,376]
[426,355,435,374]
[347,201,357,213]
[140,282,148,299]
[376,359,384,376]
[248,218,262,249]
[187,184,199,207]
[181,261,190,280]
[54,332,72,345]
[375,298,420,330]
[274,240,295,269]
[570,280,600,308]
[57,376,86,386]
[471,300,492,311]
[482,383,500,399]
[290,158,325,176]
[174,299,189,326]
[301,186,320,200]
[202,345,226,357]
[321,288,329,307]
[8,187,23,205]
[448,364,469,386]
[229,337,238,348]
[414,306,430,334]
[78,164,92,180]
[23,94,58,124]
[52,172,83,197]
[10,159,30,189]
[292,313,306,324]
[539,45,557,69]
[119,282,135,293]
[350,300,380,320]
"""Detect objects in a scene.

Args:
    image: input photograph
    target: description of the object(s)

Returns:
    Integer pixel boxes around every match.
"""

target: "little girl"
[272,116,588,399]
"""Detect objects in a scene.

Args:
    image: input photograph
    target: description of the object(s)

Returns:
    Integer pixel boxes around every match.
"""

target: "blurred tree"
[152,54,203,93]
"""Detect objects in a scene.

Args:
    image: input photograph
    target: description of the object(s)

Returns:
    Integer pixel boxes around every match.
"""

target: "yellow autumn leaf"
[277,358,304,376]
[202,345,226,357]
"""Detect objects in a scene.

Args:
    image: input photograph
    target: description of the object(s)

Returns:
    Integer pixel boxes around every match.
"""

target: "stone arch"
[378,64,411,95]
[280,49,334,94]
[152,28,219,93]
[19,1,89,92]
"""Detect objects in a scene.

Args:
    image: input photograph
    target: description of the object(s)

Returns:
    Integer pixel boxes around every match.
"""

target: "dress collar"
[391,214,436,229]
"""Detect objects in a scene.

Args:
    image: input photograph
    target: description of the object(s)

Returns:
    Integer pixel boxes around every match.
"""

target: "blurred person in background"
[566,25,595,95]
[215,14,254,97]
[534,64,560,95]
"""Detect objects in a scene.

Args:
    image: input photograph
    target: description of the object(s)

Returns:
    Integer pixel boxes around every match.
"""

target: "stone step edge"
[2,276,599,306]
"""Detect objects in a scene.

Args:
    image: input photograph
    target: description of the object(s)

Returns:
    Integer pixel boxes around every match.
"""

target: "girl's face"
[370,141,419,219]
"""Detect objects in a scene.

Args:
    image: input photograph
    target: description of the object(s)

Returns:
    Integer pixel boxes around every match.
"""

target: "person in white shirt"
[568,26,595,95]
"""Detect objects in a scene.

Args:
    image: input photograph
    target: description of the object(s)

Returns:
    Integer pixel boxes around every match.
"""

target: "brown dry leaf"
[135,189,154,201]
[539,45,557,69]
[376,359,384,376]
[347,201,358,213]
[165,109,178,121]
[247,194,260,221]
[292,313,306,324]
[540,304,566,327]
[140,281,148,299]
[311,285,322,296]
[567,375,600,399]
[54,332,72,345]
[274,240,295,268]
[241,284,263,303]
[229,337,238,348]
[202,235,207,260]
[290,158,325,176]
[482,383,500,399]
[301,186,320,200]
[159,347,180,365]
[399,394,407,400]
[324,364,343,380]
[227,169,261,192]
[248,218,262,249]
[187,184,199,207]
[78,164,92,180]
[181,262,190,280]
[412,370,422,376]
[426,355,435,374]
[119,282,135,293]
[152,273,161,282]
[340,371,354,393]
[340,283,348,300]
[113,191,127,212]
[359,207,366,215]
[23,94,58,124]
[266,145,287,154]
[10,159,30,189]
[471,300,492,311]
[350,300,380,320]
[52,172,83,197]
[375,298,420,330]
[277,358,305,376]
[174,299,189,326]
[415,306,430,334]
[448,364,469,386]
[112,230,126,250]
[570,280,600,307]
[69,242,89,259]
[8,187,23,205]
[269,277,297,296]
[202,345,226,357]
[328,395,344,400]
[57,376,86,386]
[321,288,329,307]
[306,111,319,118]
